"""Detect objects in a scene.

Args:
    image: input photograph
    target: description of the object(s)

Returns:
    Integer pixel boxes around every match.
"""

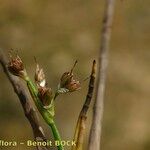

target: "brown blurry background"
[0,0,150,150]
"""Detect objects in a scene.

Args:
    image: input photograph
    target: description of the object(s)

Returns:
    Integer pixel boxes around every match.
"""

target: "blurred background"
[0,0,150,150]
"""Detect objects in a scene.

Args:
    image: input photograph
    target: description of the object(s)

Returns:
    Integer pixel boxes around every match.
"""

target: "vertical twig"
[72,60,96,150]
[0,49,49,150]
[88,0,115,150]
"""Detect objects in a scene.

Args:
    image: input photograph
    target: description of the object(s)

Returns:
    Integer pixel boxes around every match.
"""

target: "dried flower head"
[58,61,81,93]
[38,86,53,106]
[8,52,27,79]
[34,58,53,106]
[60,72,73,87]
[35,62,46,88]
[65,79,81,92]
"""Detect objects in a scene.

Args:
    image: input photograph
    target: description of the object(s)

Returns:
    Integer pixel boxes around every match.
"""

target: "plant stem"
[24,76,64,150]
[49,121,64,150]
[72,60,96,150]
[88,0,115,150]
[54,91,59,100]
[25,78,43,111]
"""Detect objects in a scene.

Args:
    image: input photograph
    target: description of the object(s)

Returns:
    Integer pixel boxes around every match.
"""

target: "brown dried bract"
[35,63,46,88]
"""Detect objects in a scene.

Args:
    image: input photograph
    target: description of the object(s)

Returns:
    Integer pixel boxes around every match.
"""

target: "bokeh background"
[0,0,150,150]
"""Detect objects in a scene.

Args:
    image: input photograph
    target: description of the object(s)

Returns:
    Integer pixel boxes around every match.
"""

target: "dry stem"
[0,49,49,150]
[88,0,115,150]
[72,60,96,150]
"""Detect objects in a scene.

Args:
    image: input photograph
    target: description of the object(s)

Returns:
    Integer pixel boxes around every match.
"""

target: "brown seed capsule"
[60,72,73,87]
[8,54,26,78]
[38,86,53,106]
[59,61,81,92]
[65,79,81,92]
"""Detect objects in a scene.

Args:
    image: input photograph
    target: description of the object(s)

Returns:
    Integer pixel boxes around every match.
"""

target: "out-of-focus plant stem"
[88,0,115,150]
[72,60,96,150]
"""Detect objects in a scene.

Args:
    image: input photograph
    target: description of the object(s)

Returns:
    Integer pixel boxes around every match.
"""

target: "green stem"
[25,78,43,109]
[24,76,64,150]
[41,112,64,150]
[48,121,64,150]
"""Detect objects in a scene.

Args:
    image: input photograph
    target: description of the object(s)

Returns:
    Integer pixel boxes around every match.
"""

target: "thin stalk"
[54,91,59,100]
[49,121,63,150]
[88,0,115,150]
